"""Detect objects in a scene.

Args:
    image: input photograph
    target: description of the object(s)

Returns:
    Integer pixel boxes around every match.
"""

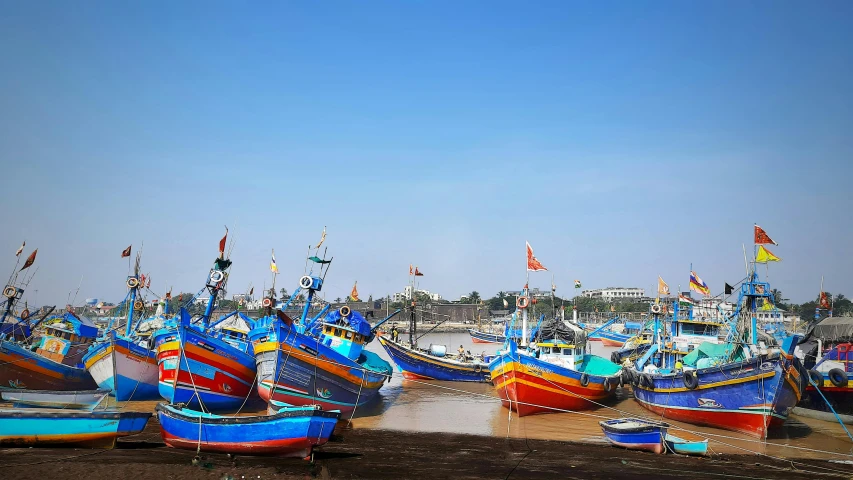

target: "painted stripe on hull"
[86,342,159,401]
[634,397,783,438]
[605,438,664,454]
[160,431,317,457]
[0,342,96,391]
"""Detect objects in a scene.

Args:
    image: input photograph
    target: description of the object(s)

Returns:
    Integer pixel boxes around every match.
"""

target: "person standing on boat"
[391,325,399,342]
[675,360,683,372]
[458,345,466,359]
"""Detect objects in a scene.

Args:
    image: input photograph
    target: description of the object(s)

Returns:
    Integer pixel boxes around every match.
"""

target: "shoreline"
[0,419,848,479]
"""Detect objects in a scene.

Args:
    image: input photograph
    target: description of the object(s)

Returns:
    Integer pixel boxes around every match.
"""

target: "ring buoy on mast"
[517,296,529,309]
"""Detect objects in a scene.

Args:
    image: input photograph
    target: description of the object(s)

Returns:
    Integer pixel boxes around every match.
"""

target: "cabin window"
[563,348,572,355]
[541,347,550,354]
[334,328,342,337]
[345,331,353,339]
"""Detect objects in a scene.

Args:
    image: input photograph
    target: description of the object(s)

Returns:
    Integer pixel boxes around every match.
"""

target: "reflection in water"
[352,332,853,460]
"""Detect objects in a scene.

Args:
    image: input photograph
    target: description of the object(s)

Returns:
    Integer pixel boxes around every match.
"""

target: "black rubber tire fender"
[807,369,823,387]
[683,370,699,390]
[580,373,590,387]
[828,368,848,388]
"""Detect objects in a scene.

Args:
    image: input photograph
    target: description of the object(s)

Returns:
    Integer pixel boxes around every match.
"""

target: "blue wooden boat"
[378,336,491,382]
[630,270,803,439]
[0,408,151,448]
[664,433,708,456]
[0,388,109,410]
[599,418,667,454]
[84,256,161,401]
[155,403,340,457]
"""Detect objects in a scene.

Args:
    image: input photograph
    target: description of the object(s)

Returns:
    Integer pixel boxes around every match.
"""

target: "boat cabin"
[217,326,251,353]
[319,323,368,360]
[535,340,583,369]
[35,313,98,366]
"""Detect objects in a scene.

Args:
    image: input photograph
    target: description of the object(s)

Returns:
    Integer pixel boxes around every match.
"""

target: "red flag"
[146,276,151,288]
[218,227,228,258]
[414,267,424,276]
[249,286,254,296]
[165,289,172,300]
[754,225,777,245]
[526,242,547,271]
[819,292,830,309]
[15,241,25,257]
[19,249,37,271]
[121,245,132,258]
[178,294,183,301]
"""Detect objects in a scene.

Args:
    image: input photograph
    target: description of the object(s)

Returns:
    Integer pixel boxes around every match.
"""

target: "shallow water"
[352,332,853,461]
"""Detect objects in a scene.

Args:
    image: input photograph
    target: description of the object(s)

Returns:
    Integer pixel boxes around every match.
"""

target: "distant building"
[392,285,442,302]
[232,294,253,304]
[581,287,645,302]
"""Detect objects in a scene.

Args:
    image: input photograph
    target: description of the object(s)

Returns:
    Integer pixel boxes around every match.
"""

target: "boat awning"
[536,342,574,348]
[811,317,853,342]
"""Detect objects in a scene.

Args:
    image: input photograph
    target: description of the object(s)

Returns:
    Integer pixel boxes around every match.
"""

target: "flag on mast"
[819,291,830,309]
[218,227,228,259]
[414,267,424,276]
[350,282,360,302]
[121,245,132,258]
[316,226,327,249]
[270,250,278,273]
[657,276,670,296]
[574,280,582,289]
[409,264,413,276]
[15,241,25,257]
[755,245,781,263]
[689,271,710,296]
[19,249,37,271]
[526,242,547,271]
[754,225,778,245]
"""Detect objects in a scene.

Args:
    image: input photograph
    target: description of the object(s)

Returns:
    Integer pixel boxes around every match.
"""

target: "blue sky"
[1,1,850,306]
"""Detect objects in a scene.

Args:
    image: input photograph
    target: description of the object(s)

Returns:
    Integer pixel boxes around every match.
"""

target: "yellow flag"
[657,276,670,296]
[270,250,278,273]
[350,282,359,302]
[756,245,781,263]
[761,299,774,311]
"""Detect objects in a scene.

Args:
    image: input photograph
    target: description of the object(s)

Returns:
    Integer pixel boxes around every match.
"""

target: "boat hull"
[378,336,490,383]
[0,409,151,449]
[0,340,96,391]
[631,354,801,439]
[84,335,159,401]
[600,421,666,454]
[489,346,619,416]
[155,325,257,411]
[252,324,390,415]
[468,329,505,344]
[156,403,339,457]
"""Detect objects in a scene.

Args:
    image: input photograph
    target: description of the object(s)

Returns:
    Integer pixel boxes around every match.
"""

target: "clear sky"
[1,1,850,307]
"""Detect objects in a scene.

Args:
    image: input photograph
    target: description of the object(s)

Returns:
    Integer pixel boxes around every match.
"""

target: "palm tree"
[467,291,481,304]
[280,287,289,299]
[770,288,782,304]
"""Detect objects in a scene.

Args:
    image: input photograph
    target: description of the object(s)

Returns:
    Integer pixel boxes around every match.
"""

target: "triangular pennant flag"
[754,225,777,245]
[15,241,25,257]
[308,256,331,264]
[755,245,780,263]
[350,282,360,302]
[121,245,132,258]
[219,227,228,259]
[409,264,413,276]
[414,267,424,276]
[724,283,734,295]
[315,226,327,250]
[526,242,547,271]
[19,249,37,271]
[270,250,278,273]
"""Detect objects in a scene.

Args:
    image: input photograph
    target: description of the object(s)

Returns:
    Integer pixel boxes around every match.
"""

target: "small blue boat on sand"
[0,388,109,410]
[665,433,709,456]
[599,418,668,454]
[156,403,340,457]
[0,408,151,449]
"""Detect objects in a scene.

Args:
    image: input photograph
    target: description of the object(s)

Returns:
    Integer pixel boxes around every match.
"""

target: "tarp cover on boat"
[810,317,853,342]
[682,341,741,367]
[324,309,372,337]
[535,317,583,344]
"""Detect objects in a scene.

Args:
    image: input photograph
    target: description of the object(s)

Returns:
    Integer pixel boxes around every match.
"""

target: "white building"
[581,287,645,302]
[392,285,442,302]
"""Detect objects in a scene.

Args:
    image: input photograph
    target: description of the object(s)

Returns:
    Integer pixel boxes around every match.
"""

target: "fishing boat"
[0,311,98,391]
[599,418,667,454]
[664,433,709,456]
[0,388,109,410]
[468,321,539,345]
[0,408,151,448]
[155,403,340,457]
[250,249,396,414]
[796,316,853,415]
[630,262,804,438]
[84,251,160,401]
[489,272,623,416]
[585,318,632,347]
[154,234,258,411]
[378,336,491,382]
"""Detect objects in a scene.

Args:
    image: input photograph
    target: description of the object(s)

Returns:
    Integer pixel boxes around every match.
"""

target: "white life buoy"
[299,275,314,289]
[517,296,529,309]
[650,304,662,314]
[262,298,272,308]
[126,277,139,289]
[2,286,16,298]
[210,270,225,283]
[340,306,351,317]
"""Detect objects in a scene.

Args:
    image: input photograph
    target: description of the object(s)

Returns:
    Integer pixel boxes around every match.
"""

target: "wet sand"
[1,418,849,480]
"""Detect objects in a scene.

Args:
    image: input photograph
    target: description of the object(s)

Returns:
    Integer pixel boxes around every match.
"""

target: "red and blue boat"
[0,312,98,391]
[489,283,623,416]
[154,243,257,411]
[250,266,395,415]
[630,269,803,439]
[155,402,339,457]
